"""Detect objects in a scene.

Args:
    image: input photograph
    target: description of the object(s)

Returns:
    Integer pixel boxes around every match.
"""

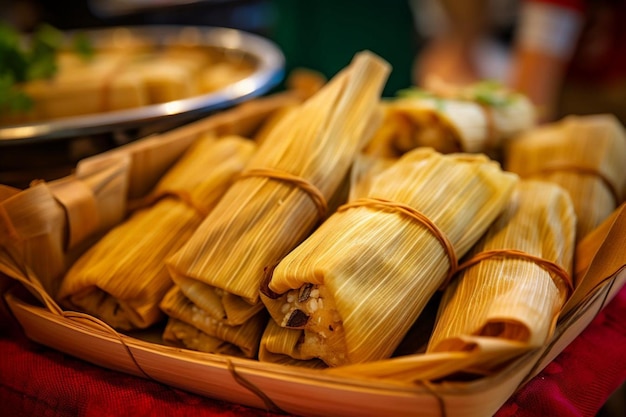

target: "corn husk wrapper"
[166,51,391,327]
[427,179,575,348]
[365,81,535,157]
[260,148,518,366]
[333,180,576,381]
[159,287,266,358]
[506,114,626,241]
[258,319,327,368]
[0,153,131,299]
[56,135,256,330]
[162,318,242,356]
[429,180,575,349]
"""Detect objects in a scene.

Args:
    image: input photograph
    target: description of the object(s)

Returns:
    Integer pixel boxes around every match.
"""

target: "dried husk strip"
[160,287,266,358]
[166,51,391,326]
[505,114,626,241]
[334,180,576,381]
[56,135,256,330]
[364,82,535,157]
[260,148,518,366]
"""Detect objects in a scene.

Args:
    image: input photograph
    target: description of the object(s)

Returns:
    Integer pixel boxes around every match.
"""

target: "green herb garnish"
[0,23,93,115]
[394,80,518,110]
[73,32,95,61]
[395,87,445,111]
[465,80,516,108]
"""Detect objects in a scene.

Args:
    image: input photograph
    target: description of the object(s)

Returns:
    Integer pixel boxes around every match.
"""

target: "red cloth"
[1,283,625,417]
[495,280,626,417]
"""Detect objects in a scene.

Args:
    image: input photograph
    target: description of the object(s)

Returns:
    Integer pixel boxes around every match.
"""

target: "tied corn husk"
[332,180,576,381]
[0,155,131,299]
[365,81,535,157]
[427,180,575,352]
[160,287,267,358]
[260,147,518,367]
[166,51,391,327]
[505,114,626,241]
[56,135,256,330]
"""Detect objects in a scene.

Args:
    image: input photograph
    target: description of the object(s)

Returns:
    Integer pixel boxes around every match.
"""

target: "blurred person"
[413,0,626,123]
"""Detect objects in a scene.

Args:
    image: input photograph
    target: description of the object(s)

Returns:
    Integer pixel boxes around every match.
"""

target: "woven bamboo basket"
[1,90,625,417]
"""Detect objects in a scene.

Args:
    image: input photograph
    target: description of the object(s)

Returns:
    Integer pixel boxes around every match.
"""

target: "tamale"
[56,135,256,330]
[166,51,391,328]
[163,318,243,356]
[260,147,518,366]
[159,287,266,358]
[335,180,576,381]
[365,80,535,157]
[505,114,626,240]
[426,180,575,373]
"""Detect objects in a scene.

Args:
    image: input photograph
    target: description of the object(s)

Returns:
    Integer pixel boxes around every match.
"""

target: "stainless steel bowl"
[0,25,285,143]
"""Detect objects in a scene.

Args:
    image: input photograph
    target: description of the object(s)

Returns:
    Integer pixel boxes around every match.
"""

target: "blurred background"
[0,1,624,415]
[2,0,625,119]
[0,0,420,96]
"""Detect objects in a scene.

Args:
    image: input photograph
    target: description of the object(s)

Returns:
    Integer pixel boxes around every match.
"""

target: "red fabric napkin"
[1,282,625,417]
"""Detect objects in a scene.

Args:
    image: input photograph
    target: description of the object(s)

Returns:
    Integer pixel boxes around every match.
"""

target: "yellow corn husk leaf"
[0,184,69,300]
[365,81,536,157]
[348,153,398,201]
[167,51,391,326]
[505,114,626,241]
[332,336,530,383]
[563,202,626,315]
[252,105,299,146]
[261,148,518,366]
[56,135,256,330]
[427,180,575,354]
[258,319,327,368]
[159,287,266,358]
[162,318,244,357]
[0,154,131,298]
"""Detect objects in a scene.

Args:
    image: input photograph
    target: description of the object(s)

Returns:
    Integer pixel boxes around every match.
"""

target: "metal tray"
[0,25,285,144]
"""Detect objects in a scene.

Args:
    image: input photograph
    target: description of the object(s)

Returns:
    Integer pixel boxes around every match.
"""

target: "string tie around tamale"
[337,197,458,289]
[226,359,286,414]
[457,249,574,297]
[127,190,211,218]
[524,163,621,205]
[237,168,328,220]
